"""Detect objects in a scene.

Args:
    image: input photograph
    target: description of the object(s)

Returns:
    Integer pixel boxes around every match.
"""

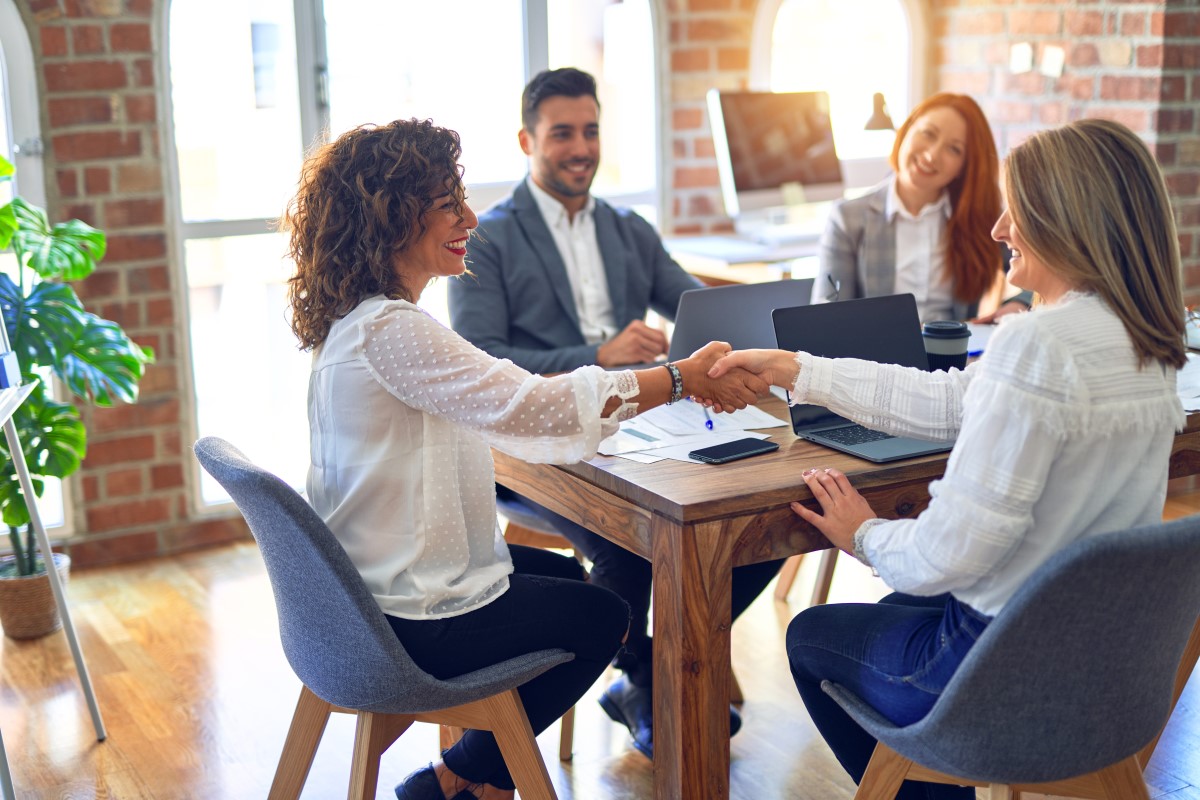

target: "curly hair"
[889,93,1002,305]
[284,119,465,350]
[1004,118,1186,369]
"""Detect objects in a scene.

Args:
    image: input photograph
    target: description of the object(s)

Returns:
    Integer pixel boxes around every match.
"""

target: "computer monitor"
[706,89,844,241]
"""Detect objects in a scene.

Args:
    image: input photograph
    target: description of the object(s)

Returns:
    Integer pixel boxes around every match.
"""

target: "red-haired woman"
[813,92,1030,322]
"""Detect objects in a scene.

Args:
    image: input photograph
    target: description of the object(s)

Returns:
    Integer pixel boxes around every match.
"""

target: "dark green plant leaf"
[0,391,84,528]
[0,275,87,377]
[12,198,106,282]
[60,313,155,406]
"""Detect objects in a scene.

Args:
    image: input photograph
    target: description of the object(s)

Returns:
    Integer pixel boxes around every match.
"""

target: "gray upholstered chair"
[194,437,570,800]
[822,514,1200,800]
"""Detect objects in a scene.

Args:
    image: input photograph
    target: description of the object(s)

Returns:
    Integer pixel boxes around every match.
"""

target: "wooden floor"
[2,484,1199,799]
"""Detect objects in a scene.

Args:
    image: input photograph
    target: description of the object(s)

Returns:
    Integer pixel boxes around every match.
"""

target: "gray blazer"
[814,181,1025,320]
[448,180,702,374]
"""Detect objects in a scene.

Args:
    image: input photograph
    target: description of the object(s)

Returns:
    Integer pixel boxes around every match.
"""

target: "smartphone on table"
[688,437,779,464]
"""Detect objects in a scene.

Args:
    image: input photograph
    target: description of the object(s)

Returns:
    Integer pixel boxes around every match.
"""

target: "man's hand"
[708,348,799,391]
[597,320,669,367]
[789,467,877,554]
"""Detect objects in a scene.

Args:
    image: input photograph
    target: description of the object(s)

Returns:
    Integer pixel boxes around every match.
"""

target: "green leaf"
[0,154,12,180]
[0,275,87,377]
[59,313,155,406]
[12,198,106,282]
[0,390,84,527]
[0,202,15,252]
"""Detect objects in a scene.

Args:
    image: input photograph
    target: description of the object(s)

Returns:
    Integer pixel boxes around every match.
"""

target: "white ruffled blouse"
[790,292,1184,616]
[306,296,639,619]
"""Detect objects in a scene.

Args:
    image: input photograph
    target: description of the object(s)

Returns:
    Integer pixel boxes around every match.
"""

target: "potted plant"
[0,154,153,638]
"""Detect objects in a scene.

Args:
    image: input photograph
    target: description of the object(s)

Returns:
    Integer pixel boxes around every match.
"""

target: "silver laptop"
[771,294,955,463]
[666,278,815,362]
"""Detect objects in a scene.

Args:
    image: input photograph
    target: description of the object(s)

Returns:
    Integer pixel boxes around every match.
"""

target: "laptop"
[666,278,815,362]
[771,294,955,463]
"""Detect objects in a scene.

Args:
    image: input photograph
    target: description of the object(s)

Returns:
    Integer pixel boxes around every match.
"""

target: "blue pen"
[703,406,714,430]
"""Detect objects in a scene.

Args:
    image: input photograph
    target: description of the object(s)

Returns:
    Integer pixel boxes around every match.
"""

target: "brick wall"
[17,0,249,566]
[662,0,1200,303]
[8,0,1199,567]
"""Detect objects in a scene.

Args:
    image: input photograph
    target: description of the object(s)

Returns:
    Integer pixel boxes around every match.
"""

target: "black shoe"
[394,764,477,800]
[599,676,744,761]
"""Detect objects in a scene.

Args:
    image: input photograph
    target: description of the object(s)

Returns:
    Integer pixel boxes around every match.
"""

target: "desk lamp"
[865,92,895,131]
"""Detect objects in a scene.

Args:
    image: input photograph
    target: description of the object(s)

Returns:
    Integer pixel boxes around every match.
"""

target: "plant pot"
[0,552,70,640]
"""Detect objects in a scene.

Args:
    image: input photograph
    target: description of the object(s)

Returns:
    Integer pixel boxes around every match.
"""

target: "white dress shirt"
[789,292,1183,616]
[526,176,617,344]
[307,295,639,619]
[887,178,955,322]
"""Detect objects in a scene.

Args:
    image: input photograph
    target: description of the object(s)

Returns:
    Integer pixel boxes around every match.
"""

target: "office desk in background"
[493,398,1200,800]
[664,234,820,286]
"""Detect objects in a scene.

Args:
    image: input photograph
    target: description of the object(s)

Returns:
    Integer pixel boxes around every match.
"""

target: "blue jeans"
[786,592,992,800]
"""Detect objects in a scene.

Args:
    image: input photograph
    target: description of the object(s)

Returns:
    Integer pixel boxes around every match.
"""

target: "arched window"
[167,0,659,503]
[1,0,63,529]
[753,0,927,169]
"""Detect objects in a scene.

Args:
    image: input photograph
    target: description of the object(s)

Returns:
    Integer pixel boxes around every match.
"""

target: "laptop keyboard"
[816,425,894,445]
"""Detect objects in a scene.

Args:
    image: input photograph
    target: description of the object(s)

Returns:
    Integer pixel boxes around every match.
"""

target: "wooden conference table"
[493,397,1200,800]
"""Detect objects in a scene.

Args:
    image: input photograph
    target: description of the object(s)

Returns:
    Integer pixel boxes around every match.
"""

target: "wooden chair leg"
[810,549,839,606]
[268,687,334,800]
[348,712,414,800]
[853,743,912,800]
[729,668,744,705]
[774,554,804,601]
[989,785,1017,799]
[439,724,464,752]
[484,689,558,800]
[557,705,575,762]
[1138,611,1200,768]
[1098,754,1151,800]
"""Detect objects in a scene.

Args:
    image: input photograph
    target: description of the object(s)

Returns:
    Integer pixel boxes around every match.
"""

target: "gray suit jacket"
[814,181,1025,320]
[448,180,702,373]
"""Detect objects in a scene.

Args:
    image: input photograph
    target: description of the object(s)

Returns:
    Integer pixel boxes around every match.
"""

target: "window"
[758,0,922,163]
[168,0,658,504]
[1,0,63,529]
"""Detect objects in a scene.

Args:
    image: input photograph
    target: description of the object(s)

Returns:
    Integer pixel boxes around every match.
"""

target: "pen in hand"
[703,406,714,430]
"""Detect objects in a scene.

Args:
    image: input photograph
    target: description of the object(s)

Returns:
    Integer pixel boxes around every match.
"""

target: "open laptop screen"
[771,294,929,432]
[667,278,815,362]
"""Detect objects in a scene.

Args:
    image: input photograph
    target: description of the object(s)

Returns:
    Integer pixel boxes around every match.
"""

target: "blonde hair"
[1004,118,1186,369]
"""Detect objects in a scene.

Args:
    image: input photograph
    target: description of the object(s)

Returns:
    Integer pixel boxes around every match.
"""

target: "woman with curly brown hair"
[284,118,763,800]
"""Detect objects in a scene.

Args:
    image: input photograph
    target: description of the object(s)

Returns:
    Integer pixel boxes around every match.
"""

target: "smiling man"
[448,67,702,374]
[448,67,782,761]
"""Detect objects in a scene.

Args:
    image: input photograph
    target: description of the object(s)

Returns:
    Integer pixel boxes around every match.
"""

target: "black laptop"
[771,294,956,463]
[666,278,815,362]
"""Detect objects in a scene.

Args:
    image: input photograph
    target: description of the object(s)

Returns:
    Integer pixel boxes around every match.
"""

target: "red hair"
[889,93,1002,304]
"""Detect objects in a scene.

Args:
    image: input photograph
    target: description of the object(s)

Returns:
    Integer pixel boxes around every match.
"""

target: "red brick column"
[19,0,248,566]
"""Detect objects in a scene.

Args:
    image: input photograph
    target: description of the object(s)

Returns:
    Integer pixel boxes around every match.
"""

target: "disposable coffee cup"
[922,321,970,371]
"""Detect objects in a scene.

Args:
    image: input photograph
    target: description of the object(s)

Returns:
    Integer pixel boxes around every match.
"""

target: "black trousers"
[502,488,785,688]
[387,545,629,789]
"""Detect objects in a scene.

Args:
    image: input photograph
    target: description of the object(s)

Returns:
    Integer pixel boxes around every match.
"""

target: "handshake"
[671,342,801,413]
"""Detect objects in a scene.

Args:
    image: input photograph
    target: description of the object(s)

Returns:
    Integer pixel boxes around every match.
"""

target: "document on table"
[597,401,782,463]
[1178,353,1200,412]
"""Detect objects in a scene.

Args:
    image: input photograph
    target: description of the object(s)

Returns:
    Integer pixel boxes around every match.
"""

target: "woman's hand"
[790,467,877,554]
[679,342,769,411]
[971,299,1028,324]
[708,349,799,391]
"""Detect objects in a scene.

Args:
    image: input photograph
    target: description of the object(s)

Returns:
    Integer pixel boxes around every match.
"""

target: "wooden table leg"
[652,516,733,800]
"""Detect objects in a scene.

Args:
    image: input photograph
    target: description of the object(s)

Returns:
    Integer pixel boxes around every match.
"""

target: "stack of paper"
[597,401,786,464]
[1178,353,1200,412]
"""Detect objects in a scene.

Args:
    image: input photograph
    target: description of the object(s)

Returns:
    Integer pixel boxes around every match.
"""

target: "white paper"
[637,400,786,436]
[638,431,772,464]
[966,322,993,356]
[1177,353,1200,400]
